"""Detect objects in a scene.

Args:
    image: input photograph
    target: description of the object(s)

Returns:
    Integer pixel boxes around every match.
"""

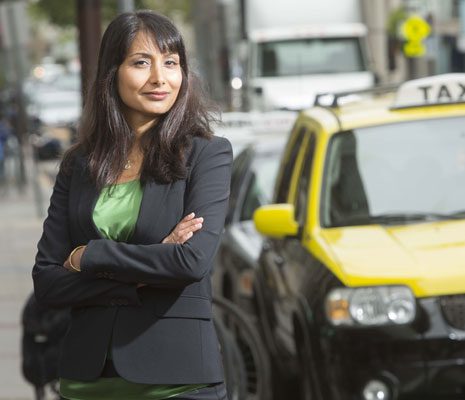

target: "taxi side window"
[275,127,306,203]
[294,133,316,226]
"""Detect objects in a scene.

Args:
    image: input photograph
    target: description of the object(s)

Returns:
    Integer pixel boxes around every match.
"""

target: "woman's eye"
[134,60,150,67]
[165,60,178,67]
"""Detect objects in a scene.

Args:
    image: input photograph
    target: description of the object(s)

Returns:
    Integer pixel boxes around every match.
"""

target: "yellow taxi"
[252,74,465,400]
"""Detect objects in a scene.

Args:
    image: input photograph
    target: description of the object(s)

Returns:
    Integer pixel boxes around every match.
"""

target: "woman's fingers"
[175,218,203,242]
[177,217,203,235]
[181,212,195,222]
[162,214,203,244]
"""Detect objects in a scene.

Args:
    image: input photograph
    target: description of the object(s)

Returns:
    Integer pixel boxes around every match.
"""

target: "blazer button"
[109,273,115,279]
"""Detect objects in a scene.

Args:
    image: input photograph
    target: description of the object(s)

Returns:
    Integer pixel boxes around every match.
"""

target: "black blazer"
[32,136,233,385]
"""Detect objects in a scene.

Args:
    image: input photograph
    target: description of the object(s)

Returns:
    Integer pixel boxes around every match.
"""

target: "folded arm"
[80,137,233,288]
[32,159,141,309]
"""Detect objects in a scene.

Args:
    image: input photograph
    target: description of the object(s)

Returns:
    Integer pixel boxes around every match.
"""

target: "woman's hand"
[162,212,203,244]
[63,246,86,272]
[136,213,202,289]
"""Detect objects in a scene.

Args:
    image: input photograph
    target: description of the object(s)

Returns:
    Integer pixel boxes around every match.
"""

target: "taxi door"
[258,123,318,361]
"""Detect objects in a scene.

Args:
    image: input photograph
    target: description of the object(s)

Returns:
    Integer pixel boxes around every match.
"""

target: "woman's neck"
[123,109,158,138]
[133,119,157,137]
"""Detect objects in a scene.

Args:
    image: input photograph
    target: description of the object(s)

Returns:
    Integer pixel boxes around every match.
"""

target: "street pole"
[191,0,225,106]
[77,0,102,102]
[6,1,28,189]
[118,0,135,14]
[457,0,465,54]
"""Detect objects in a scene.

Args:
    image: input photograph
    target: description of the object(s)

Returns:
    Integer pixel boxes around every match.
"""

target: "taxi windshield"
[321,116,465,227]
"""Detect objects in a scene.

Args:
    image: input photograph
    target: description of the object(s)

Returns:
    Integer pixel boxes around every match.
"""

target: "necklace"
[124,159,133,170]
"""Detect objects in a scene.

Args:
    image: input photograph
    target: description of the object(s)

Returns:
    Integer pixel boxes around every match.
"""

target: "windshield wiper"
[448,210,465,217]
[370,212,462,224]
[333,212,463,227]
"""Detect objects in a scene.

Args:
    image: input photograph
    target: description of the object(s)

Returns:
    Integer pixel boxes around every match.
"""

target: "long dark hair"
[64,10,216,188]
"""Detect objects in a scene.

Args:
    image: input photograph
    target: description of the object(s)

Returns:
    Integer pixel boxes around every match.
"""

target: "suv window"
[227,149,252,224]
[240,150,283,221]
[294,133,316,226]
[275,127,306,203]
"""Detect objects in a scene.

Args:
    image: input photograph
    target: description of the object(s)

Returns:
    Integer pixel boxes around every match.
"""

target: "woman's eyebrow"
[128,52,152,58]
[127,52,179,58]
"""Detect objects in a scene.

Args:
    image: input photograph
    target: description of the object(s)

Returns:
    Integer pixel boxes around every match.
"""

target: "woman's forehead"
[127,31,176,56]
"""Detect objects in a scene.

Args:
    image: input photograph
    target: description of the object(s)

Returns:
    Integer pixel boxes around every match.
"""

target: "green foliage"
[29,0,76,27]
[140,0,191,20]
[387,5,408,38]
[29,0,191,28]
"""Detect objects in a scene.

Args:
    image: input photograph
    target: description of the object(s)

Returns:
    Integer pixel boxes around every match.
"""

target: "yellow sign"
[401,15,431,58]
[403,41,426,57]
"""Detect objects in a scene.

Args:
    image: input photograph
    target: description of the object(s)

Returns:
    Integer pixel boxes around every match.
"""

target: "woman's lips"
[143,91,169,100]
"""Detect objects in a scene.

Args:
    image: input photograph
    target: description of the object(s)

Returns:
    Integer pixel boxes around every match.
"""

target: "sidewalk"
[0,155,56,400]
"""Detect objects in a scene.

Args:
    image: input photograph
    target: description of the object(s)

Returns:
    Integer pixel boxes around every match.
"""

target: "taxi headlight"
[325,286,416,327]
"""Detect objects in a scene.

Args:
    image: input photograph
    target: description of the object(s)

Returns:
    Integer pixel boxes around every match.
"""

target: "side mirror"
[253,204,299,238]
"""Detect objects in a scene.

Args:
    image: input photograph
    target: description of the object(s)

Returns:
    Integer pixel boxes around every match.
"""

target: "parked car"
[27,88,81,127]
[214,111,296,156]
[214,136,286,314]
[26,72,82,127]
[252,74,465,400]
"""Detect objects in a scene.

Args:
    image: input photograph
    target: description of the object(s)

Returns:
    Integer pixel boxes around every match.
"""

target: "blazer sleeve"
[32,159,141,309]
[79,136,233,288]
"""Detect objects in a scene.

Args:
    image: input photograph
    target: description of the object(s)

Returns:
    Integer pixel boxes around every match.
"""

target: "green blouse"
[92,179,143,242]
[60,180,207,400]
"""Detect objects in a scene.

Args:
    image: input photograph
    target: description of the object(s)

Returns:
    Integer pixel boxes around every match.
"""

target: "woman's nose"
[150,62,165,86]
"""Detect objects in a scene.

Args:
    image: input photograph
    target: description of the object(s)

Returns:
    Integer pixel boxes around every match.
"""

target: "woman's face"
[117,31,183,130]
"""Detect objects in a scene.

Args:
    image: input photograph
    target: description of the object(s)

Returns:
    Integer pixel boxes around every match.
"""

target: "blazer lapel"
[75,158,172,244]
[77,170,104,241]
[128,180,172,244]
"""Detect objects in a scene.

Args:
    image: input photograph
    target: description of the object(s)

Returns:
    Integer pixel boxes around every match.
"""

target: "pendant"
[124,159,132,170]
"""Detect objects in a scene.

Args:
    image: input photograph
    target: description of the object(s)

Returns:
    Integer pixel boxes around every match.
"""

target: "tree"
[29,0,191,28]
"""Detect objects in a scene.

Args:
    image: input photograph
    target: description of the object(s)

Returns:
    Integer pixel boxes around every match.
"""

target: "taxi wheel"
[295,322,324,400]
[296,264,349,400]
[295,316,351,400]
[298,351,314,400]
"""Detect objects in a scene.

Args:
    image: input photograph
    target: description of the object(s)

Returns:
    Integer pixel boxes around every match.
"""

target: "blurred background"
[0,0,464,398]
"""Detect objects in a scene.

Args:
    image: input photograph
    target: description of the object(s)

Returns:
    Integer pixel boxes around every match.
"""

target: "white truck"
[241,0,375,111]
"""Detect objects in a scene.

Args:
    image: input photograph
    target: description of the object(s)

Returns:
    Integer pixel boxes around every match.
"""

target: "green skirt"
[60,377,208,400]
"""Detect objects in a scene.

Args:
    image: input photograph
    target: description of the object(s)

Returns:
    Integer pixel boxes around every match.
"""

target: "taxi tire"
[252,281,297,400]
[295,320,324,400]
[294,264,348,400]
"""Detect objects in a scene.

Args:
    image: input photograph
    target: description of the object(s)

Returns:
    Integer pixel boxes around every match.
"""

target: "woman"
[32,10,232,400]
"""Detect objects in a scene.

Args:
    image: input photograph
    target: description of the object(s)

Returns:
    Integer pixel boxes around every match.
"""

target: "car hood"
[318,220,465,297]
[252,72,373,110]
[225,220,263,266]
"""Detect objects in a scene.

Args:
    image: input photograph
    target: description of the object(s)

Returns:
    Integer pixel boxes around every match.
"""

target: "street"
[0,155,56,399]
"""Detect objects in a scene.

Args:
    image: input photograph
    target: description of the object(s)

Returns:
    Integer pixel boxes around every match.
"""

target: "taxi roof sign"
[392,74,465,109]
